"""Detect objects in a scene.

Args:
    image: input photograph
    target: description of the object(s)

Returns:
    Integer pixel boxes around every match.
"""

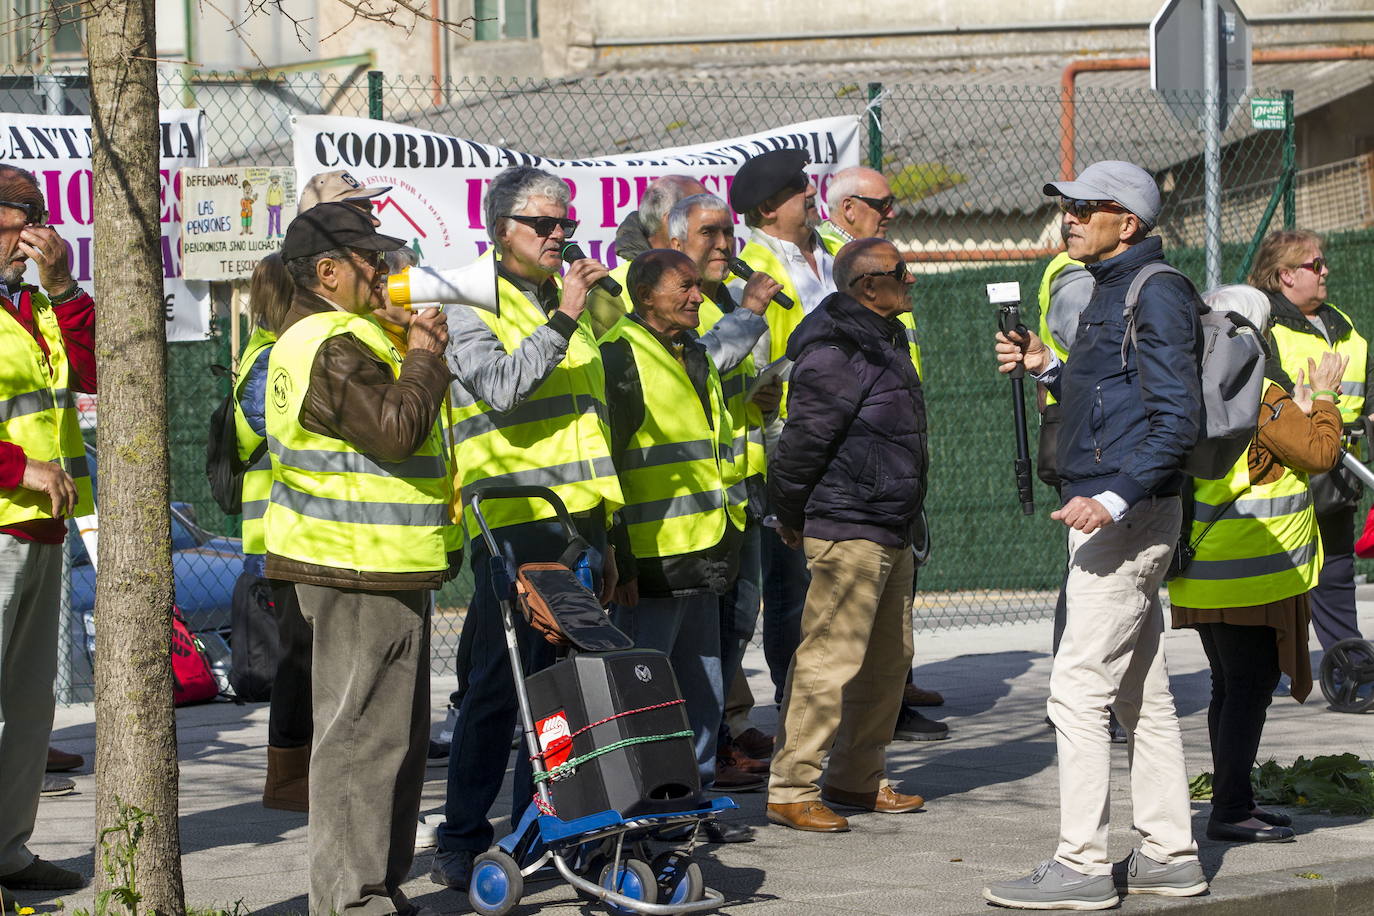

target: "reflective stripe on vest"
[264,310,449,573]
[697,293,766,498]
[449,275,622,536]
[233,327,276,554]
[601,315,741,557]
[1166,429,1322,608]
[1036,252,1083,407]
[0,287,93,525]
[1270,304,1368,423]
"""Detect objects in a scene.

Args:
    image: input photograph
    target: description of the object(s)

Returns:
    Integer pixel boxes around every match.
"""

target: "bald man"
[765,238,928,833]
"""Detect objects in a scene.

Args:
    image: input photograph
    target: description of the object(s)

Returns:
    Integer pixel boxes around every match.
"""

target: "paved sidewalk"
[17,603,1374,915]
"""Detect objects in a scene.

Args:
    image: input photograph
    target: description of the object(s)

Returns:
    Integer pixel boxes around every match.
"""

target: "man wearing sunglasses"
[765,237,927,834]
[433,166,624,895]
[267,202,453,916]
[1248,231,1370,657]
[987,160,1206,909]
[0,165,95,895]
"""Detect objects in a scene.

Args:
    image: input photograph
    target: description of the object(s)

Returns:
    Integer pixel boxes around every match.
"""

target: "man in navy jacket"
[985,161,1207,910]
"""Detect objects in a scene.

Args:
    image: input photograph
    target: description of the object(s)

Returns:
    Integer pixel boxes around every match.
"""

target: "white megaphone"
[387,258,499,314]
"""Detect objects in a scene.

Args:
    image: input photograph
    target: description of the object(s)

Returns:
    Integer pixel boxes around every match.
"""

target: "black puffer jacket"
[769,292,927,546]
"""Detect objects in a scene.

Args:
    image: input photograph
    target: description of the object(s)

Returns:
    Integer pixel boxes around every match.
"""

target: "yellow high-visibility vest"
[0,287,92,525]
[1269,304,1368,423]
[449,276,623,536]
[600,315,741,557]
[1167,412,1322,609]
[232,326,276,554]
[696,292,765,507]
[264,310,450,573]
[1036,252,1085,407]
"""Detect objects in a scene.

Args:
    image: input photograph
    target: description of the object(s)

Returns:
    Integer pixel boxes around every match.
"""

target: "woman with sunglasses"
[1250,231,1372,657]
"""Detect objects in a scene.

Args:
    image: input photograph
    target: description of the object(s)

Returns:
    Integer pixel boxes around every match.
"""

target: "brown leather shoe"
[718,741,769,774]
[903,684,944,707]
[47,746,84,772]
[733,727,774,760]
[766,801,849,833]
[263,745,310,812]
[822,784,925,813]
[712,761,765,793]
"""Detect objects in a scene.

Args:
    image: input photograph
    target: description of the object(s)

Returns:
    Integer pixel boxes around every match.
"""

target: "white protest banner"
[290,115,863,270]
[181,166,297,280]
[0,109,210,340]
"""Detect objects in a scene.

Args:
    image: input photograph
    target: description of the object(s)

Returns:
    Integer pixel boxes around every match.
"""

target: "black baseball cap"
[728,149,812,214]
[281,201,405,260]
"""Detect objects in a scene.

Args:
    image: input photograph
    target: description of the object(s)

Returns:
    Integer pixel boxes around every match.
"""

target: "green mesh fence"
[6,67,1368,698]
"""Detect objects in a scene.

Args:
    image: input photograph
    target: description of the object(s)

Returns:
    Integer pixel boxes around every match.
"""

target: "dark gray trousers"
[297,583,430,916]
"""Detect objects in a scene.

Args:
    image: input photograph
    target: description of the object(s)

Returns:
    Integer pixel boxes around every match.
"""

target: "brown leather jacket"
[265,290,455,591]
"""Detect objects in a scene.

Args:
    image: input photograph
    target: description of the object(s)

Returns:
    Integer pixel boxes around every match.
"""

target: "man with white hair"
[818,166,896,247]
[614,174,708,262]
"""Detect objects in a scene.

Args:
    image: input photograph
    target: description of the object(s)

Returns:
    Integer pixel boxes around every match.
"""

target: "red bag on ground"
[171,606,219,706]
[1356,505,1374,559]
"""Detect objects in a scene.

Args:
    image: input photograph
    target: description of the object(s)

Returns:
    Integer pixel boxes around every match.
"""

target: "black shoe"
[429,848,475,890]
[893,706,949,741]
[1206,819,1295,843]
[1108,710,1127,744]
[1251,808,1292,827]
[426,739,450,768]
[702,819,755,843]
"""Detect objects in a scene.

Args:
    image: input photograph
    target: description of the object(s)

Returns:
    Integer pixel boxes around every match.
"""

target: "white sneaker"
[414,814,440,851]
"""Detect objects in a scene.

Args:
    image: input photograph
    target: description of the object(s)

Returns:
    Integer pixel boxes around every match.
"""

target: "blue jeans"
[761,524,809,706]
[436,512,606,856]
[612,593,722,788]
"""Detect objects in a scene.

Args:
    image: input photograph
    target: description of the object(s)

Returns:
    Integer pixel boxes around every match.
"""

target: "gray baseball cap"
[1043,160,1161,229]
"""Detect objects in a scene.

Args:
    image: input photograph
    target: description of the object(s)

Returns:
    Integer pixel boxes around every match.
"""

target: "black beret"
[728,148,812,214]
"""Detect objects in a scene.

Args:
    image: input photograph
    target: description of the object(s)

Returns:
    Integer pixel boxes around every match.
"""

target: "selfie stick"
[989,282,1034,516]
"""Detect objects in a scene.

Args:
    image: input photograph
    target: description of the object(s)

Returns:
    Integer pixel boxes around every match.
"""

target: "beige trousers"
[768,537,914,804]
[1049,497,1199,874]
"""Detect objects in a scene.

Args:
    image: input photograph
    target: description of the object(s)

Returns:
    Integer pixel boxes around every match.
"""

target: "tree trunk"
[89,1,186,913]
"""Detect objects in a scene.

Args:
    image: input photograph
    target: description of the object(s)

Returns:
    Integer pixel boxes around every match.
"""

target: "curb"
[1123,858,1374,914]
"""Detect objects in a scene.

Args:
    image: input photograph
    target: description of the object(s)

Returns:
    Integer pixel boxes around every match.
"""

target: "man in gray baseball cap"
[985,162,1207,909]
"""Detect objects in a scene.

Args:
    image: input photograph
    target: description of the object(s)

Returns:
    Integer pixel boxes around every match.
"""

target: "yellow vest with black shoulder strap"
[233,326,275,554]
[449,275,623,537]
[1269,303,1368,423]
[697,292,765,509]
[264,310,450,573]
[817,222,923,378]
[1166,397,1322,608]
[600,315,741,557]
[0,286,93,525]
[1036,252,1083,407]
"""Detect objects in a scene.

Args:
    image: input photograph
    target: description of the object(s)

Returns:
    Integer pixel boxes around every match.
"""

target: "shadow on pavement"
[913,650,1046,720]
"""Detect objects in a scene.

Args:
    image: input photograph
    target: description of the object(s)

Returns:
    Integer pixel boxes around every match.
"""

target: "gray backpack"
[1122,263,1266,481]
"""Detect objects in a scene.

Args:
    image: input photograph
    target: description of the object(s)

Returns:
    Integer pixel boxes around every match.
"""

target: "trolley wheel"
[1319,638,1374,713]
[468,849,524,916]
[598,857,658,913]
[651,851,705,904]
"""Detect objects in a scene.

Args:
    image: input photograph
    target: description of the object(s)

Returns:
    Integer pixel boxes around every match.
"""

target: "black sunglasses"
[0,199,46,226]
[852,194,896,214]
[849,262,909,287]
[1296,257,1327,274]
[348,248,387,271]
[505,214,578,238]
[1058,198,1128,221]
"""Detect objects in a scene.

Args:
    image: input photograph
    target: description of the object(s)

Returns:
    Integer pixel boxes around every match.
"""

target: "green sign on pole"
[1251,97,1285,130]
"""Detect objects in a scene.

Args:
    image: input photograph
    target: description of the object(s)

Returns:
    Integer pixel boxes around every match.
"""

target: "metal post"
[368,70,384,120]
[1202,0,1222,291]
[866,82,883,170]
[35,73,62,115]
[1282,89,1296,230]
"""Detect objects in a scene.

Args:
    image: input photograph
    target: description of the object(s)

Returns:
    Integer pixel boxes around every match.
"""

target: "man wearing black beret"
[726,148,838,717]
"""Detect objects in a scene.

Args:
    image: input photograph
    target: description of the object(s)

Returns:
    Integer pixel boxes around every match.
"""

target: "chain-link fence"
[7,66,1372,699]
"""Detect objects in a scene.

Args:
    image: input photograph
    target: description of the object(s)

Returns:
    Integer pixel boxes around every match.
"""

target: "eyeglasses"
[505,214,578,238]
[851,194,896,214]
[1058,198,1128,221]
[0,200,46,226]
[1295,257,1327,274]
[849,262,910,287]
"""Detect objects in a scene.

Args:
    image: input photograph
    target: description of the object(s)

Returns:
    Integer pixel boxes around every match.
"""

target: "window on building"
[474,0,538,41]
[5,1,85,64]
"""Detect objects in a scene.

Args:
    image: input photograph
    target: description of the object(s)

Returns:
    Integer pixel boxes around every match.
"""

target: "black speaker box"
[525,649,701,822]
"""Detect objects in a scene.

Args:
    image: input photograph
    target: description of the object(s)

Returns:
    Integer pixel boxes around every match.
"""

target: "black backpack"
[229,571,280,702]
[206,364,267,515]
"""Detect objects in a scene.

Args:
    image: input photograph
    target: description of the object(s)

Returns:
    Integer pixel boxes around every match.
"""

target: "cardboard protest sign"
[181,166,297,280]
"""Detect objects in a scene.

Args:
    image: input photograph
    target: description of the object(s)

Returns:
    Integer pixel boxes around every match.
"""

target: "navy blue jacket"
[770,292,927,545]
[1049,236,1203,507]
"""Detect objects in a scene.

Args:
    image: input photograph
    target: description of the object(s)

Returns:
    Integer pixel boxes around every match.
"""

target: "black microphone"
[560,242,623,297]
[728,258,794,309]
